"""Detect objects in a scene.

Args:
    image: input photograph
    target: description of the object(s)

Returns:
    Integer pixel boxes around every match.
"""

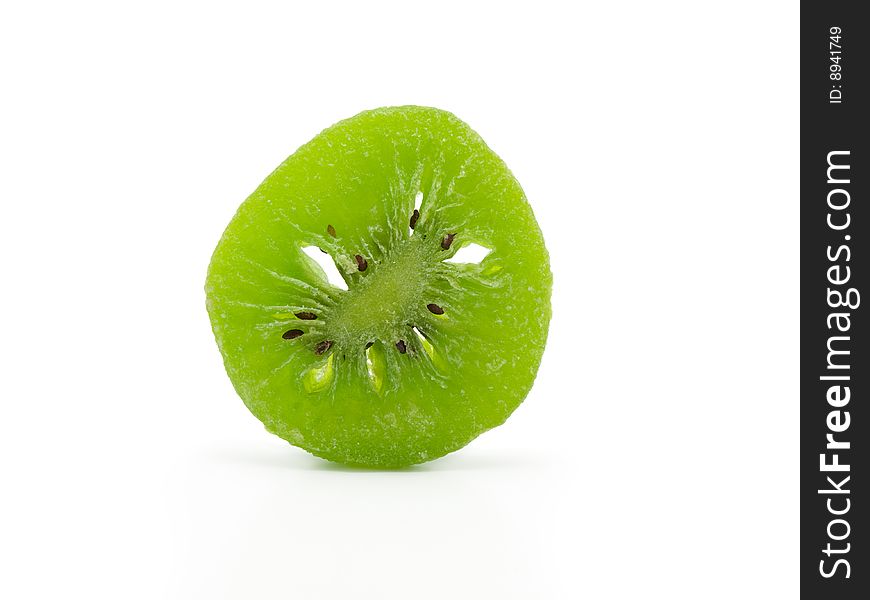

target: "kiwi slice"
[206,106,551,467]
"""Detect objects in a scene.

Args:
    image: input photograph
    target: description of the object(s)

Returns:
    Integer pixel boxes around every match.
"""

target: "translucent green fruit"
[206,106,551,467]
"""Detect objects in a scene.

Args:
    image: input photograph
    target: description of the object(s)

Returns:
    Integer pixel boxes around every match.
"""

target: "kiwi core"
[322,234,433,348]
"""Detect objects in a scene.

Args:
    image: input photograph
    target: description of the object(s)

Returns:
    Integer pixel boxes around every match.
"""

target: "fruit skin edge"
[205,105,552,468]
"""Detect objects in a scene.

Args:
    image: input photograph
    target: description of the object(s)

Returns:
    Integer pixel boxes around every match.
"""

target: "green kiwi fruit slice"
[206,106,551,467]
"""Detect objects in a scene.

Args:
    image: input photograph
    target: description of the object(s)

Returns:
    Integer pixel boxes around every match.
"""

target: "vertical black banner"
[802,2,868,597]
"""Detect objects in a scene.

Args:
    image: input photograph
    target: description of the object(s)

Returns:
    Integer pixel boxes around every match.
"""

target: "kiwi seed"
[282,329,304,340]
[326,224,336,238]
[295,311,317,320]
[395,340,407,354]
[355,254,368,271]
[314,340,333,355]
[426,303,444,315]
[409,209,420,229]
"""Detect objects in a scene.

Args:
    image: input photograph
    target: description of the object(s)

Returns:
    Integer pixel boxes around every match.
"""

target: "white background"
[0,2,799,598]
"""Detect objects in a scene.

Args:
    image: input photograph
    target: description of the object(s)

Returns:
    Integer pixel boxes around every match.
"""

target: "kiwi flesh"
[206,106,551,468]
